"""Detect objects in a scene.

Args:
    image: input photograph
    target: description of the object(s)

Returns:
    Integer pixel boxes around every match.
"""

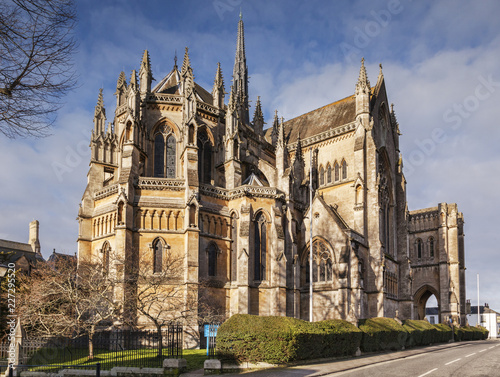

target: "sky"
[1,0,499,311]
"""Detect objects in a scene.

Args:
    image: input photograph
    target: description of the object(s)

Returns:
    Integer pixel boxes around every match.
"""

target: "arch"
[355,184,363,205]
[326,163,332,183]
[254,211,268,281]
[416,238,423,259]
[319,165,325,186]
[334,161,340,182]
[414,284,440,321]
[152,237,166,273]
[301,237,334,285]
[101,241,111,275]
[198,129,213,184]
[207,242,219,277]
[341,159,347,180]
[428,236,435,258]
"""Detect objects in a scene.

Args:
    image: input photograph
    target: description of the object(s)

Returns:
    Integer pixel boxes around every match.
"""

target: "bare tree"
[122,251,199,358]
[0,0,78,138]
[18,257,119,359]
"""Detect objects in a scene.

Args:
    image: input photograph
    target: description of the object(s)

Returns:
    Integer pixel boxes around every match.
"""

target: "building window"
[334,162,339,182]
[327,164,332,183]
[356,185,363,205]
[417,239,423,259]
[153,238,163,273]
[305,239,333,284]
[231,214,238,282]
[154,131,176,178]
[198,131,213,184]
[319,166,324,186]
[254,212,267,281]
[429,237,435,257]
[342,160,347,180]
[429,316,435,324]
[208,243,217,277]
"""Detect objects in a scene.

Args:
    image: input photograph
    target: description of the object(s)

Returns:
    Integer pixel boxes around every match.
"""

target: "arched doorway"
[414,285,439,321]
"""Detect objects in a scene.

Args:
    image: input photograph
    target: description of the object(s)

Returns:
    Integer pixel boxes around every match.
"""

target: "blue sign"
[204,324,219,337]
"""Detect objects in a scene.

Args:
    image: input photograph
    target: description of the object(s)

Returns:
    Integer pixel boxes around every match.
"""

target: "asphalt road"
[330,340,500,377]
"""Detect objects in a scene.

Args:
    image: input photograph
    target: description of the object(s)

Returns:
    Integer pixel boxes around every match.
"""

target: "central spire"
[232,14,249,125]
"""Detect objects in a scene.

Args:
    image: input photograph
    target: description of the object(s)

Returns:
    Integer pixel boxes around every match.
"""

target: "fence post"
[96,362,100,377]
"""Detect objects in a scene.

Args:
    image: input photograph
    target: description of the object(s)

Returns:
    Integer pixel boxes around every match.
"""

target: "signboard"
[204,324,219,337]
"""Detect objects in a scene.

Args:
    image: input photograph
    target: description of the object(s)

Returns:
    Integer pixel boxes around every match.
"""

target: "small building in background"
[467,301,499,338]
[425,307,439,325]
[0,220,44,274]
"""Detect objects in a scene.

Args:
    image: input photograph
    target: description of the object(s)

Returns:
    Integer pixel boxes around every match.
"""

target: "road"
[218,340,500,377]
[329,340,500,377]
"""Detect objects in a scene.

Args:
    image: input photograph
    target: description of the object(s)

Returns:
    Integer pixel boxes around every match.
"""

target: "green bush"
[216,314,362,364]
[470,326,489,340]
[358,318,408,352]
[432,323,452,343]
[403,320,438,347]
[461,326,474,341]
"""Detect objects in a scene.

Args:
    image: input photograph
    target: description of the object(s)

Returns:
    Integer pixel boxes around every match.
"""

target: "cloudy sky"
[1,0,499,310]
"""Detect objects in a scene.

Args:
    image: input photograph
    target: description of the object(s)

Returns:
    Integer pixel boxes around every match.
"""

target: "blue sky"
[1,0,499,311]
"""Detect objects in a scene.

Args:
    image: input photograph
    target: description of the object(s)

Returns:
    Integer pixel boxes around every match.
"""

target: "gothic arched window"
[198,131,213,184]
[304,239,333,284]
[319,166,325,186]
[254,212,267,281]
[416,239,423,259]
[153,238,163,273]
[154,129,177,178]
[342,160,347,180]
[231,214,238,282]
[208,243,217,277]
[334,162,340,182]
[429,237,435,257]
[327,164,332,183]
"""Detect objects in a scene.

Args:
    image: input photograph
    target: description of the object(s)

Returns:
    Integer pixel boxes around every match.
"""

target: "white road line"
[418,368,438,377]
[445,358,461,365]
[479,349,487,353]
[489,346,495,349]
[465,353,476,358]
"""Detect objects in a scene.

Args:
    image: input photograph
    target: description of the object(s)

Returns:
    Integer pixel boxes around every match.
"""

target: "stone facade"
[77,16,467,334]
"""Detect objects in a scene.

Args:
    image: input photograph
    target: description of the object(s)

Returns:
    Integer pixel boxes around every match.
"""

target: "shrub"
[358,318,408,352]
[433,323,452,343]
[216,314,362,364]
[403,320,438,347]
[470,326,489,340]
[461,326,474,341]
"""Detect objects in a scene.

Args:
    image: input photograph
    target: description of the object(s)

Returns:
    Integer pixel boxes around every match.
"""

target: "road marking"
[445,358,461,365]
[489,346,495,349]
[465,352,476,358]
[479,349,487,353]
[418,368,438,377]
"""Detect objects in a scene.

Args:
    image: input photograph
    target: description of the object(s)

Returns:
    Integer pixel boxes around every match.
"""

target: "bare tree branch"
[0,0,78,138]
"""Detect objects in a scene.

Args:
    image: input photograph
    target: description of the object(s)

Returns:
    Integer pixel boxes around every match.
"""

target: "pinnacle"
[357,57,370,89]
[181,47,191,75]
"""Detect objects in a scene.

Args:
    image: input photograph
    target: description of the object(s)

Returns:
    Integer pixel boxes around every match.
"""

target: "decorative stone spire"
[115,71,127,108]
[390,103,401,134]
[181,47,194,95]
[93,88,106,135]
[277,117,286,148]
[139,50,152,94]
[252,96,264,134]
[129,70,138,91]
[355,58,370,118]
[212,62,225,108]
[232,15,249,124]
[295,133,303,163]
[271,110,279,146]
[181,47,191,76]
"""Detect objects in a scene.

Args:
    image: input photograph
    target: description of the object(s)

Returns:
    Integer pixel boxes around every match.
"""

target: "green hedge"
[403,320,438,347]
[216,314,362,364]
[358,318,407,352]
[433,323,452,343]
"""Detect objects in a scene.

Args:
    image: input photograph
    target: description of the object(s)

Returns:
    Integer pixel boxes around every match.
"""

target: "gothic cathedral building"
[77,17,467,330]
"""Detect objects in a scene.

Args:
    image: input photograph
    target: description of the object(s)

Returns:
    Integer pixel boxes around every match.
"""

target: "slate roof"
[469,306,500,315]
[265,95,356,145]
[0,239,44,266]
[152,67,213,104]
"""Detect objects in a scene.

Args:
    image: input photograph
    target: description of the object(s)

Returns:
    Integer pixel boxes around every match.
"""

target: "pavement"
[180,340,498,377]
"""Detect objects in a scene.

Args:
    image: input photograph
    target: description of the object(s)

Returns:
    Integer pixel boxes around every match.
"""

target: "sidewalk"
[203,341,481,377]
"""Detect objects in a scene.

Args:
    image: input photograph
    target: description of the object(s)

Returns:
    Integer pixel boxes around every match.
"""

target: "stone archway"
[414,285,440,321]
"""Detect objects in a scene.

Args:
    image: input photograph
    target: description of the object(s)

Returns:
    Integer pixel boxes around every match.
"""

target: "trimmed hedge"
[216,314,362,364]
[433,323,453,342]
[358,318,407,352]
[403,320,438,347]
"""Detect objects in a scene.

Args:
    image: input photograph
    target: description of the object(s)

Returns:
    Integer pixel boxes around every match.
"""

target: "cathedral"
[77,16,467,334]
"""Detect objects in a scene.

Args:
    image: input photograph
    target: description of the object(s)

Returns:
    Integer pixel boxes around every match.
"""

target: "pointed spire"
[252,96,264,134]
[139,50,152,94]
[181,47,191,76]
[277,116,286,148]
[213,62,224,91]
[117,71,127,89]
[212,62,225,108]
[271,109,279,146]
[174,50,178,70]
[390,103,401,134]
[295,133,303,162]
[233,15,249,124]
[356,58,370,92]
[129,70,138,90]
[93,88,106,135]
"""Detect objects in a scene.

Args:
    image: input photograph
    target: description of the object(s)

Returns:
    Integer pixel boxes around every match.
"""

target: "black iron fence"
[0,326,183,372]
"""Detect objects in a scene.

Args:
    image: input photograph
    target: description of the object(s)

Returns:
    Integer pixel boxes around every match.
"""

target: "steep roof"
[152,67,213,104]
[0,239,44,266]
[265,95,356,145]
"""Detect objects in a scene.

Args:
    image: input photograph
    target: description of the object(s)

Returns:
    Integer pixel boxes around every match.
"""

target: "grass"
[27,348,207,372]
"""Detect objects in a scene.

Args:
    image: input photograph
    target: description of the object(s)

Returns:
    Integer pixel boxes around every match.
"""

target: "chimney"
[29,220,41,254]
